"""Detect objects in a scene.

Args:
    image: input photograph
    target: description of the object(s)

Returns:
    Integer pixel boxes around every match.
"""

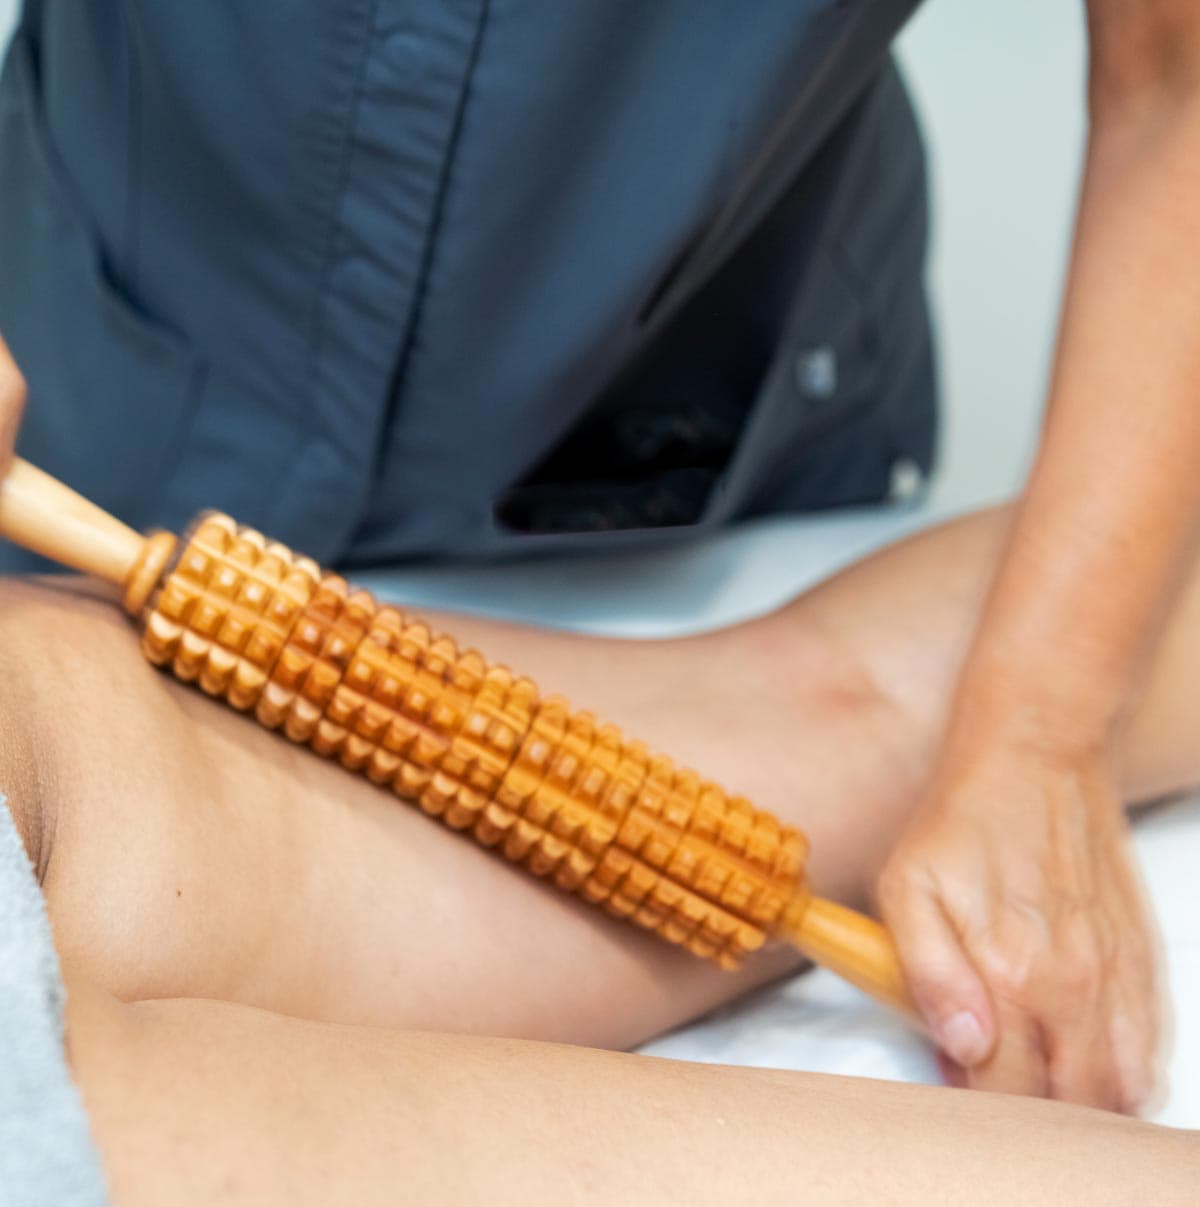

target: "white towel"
[0,795,109,1207]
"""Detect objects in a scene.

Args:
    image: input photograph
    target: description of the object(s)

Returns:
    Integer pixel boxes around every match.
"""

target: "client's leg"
[768,502,1200,805]
[66,974,1198,1207]
[431,503,1200,902]
[2,501,1199,1050]
[0,578,804,1049]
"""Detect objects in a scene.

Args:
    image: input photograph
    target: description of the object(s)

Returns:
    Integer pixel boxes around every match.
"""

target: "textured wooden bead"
[0,456,910,1012]
[139,514,810,969]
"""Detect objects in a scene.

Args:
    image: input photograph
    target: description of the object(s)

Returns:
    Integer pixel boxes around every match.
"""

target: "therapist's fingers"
[966,891,1149,1111]
[876,862,996,1068]
[1108,985,1162,1115]
[1041,943,1124,1111]
[1096,873,1162,1113]
[965,995,1049,1100]
[1044,992,1124,1111]
[1110,855,1165,1112]
[0,333,27,481]
[1109,952,1163,1114]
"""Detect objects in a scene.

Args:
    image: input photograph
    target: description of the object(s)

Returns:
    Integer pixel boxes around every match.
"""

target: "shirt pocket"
[0,32,205,535]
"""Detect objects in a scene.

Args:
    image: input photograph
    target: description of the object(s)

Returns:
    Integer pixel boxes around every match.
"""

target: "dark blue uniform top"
[0,1,934,569]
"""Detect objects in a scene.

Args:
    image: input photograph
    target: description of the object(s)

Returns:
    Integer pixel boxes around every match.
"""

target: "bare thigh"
[8,502,1200,1047]
[0,579,805,1047]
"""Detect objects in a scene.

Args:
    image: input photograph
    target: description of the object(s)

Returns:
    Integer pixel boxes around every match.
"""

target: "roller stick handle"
[782,895,917,1019]
[0,457,176,614]
[0,456,143,583]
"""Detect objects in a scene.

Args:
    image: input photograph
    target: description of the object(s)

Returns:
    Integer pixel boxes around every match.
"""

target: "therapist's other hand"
[877,733,1161,1113]
[0,334,26,483]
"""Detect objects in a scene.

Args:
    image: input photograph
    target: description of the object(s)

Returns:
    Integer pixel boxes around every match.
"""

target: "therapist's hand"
[876,726,1160,1114]
[0,334,26,482]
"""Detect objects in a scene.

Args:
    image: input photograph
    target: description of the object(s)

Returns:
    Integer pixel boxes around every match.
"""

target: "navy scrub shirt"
[0,0,935,570]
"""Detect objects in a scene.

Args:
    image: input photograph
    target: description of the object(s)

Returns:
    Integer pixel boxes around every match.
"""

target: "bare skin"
[3,495,1200,1197]
[65,977,1198,1207]
[3,504,1199,1053]
[2,0,1200,1131]
[0,577,868,1048]
[848,3,1200,1108]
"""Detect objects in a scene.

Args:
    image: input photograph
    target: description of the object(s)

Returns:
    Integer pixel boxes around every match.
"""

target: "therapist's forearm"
[953,70,1200,748]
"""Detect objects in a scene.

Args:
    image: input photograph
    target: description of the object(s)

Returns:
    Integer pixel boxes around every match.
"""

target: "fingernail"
[937,1011,988,1067]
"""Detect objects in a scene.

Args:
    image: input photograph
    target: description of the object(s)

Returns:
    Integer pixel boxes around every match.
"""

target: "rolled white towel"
[0,794,108,1207]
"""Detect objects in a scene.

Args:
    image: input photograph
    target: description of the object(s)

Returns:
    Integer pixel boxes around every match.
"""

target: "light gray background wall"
[0,1,1085,508]
[899,2,1086,505]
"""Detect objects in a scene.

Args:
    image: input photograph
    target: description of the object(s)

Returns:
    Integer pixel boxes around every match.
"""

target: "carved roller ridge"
[140,513,805,969]
[0,458,915,1014]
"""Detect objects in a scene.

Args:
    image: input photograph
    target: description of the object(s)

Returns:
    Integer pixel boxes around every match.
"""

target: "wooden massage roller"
[0,457,914,1015]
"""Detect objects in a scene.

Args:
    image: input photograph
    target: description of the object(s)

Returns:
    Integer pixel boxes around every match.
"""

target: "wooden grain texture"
[141,513,811,969]
[781,896,914,1015]
[0,456,145,584]
[0,454,912,1005]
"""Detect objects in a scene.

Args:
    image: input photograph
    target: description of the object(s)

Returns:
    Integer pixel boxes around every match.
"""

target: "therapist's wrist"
[947,639,1126,768]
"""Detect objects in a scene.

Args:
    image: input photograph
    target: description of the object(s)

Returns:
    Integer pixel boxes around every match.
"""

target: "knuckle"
[975,939,1033,1001]
[1060,951,1102,998]
[974,904,1111,1004]
[1086,910,1121,969]
[874,873,900,913]
[874,863,915,915]
[1057,925,1106,997]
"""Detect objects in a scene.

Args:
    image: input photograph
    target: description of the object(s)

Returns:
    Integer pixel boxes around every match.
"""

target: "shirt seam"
[363,0,492,493]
